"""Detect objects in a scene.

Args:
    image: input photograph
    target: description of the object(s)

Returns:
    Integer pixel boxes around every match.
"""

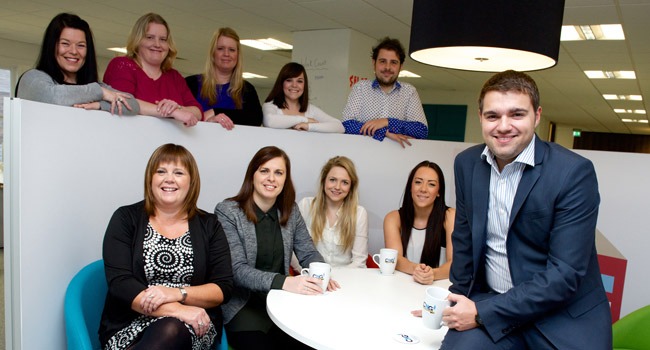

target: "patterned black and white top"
[105,223,217,350]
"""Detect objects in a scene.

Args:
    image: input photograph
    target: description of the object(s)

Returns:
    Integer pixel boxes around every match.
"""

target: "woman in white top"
[298,156,368,268]
[263,62,344,133]
[384,161,455,284]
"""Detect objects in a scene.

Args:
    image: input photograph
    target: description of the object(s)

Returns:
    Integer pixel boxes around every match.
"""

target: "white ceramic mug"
[422,286,451,329]
[300,262,331,293]
[372,248,398,275]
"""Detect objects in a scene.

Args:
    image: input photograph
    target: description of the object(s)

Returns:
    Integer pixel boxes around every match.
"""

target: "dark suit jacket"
[449,137,612,349]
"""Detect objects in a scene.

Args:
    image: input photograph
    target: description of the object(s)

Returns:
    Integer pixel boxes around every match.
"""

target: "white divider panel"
[3,99,466,349]
[3,98,649,349]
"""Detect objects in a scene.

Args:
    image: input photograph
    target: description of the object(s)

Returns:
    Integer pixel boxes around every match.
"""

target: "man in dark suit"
[441,70,612,349]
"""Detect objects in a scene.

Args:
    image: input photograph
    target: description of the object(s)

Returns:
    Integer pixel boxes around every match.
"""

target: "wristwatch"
[179,287,188,304]
[475,313,483,326]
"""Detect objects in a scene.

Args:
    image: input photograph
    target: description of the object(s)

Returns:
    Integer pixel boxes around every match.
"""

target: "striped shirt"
[481,136,536,293]
[341,79,428,141]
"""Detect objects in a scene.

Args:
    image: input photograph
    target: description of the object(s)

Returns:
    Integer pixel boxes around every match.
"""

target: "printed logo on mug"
[422,301,438,314]
[422,286,451,330]
[300,262,331,293]
[372,248,398,275]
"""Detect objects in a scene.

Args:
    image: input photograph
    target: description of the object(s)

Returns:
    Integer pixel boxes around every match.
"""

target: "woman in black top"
[100,144,233,350]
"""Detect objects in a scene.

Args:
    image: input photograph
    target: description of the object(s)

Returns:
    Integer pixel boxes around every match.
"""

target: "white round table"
[266,267,451,349]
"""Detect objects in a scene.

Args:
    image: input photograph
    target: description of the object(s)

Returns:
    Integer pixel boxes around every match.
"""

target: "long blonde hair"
[310,156,359,251]
[126,13,177,72]
[200,27,244,108]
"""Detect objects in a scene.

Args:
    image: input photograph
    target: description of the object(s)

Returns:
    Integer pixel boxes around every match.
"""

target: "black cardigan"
[99,201,233,346]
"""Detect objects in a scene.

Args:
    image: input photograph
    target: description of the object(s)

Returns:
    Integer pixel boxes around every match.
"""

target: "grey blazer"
[215,199,323,323]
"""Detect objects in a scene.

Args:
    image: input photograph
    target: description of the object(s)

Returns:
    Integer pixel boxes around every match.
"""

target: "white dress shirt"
[481,136,536,293]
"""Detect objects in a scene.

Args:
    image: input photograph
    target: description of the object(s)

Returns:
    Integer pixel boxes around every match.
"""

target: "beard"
[376,71,398,87]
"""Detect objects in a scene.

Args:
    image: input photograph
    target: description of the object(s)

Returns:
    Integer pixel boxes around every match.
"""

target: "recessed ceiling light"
[585,70,636,79]
[614,109,646,114]
[621,118,648,123]
[242,72,267,79]
[561,24,625,41]
[398,70,420,78]
[107,47,127,54]
[603,94,643,101]
[241,38,292,51]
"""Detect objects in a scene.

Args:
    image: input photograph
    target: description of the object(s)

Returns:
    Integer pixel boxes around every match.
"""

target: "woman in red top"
[104,13,202,127]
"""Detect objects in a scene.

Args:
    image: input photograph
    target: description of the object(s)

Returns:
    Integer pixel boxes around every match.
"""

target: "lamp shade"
[409,0,565,72]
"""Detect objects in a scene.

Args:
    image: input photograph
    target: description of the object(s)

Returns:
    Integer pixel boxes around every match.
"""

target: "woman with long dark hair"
[383,161,455,284]
[17,13,138,115]
[215,146,339,349]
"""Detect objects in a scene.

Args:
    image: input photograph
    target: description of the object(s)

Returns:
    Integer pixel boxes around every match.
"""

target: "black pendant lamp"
[409,0,565,72]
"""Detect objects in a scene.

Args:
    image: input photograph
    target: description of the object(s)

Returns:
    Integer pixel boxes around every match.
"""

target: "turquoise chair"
[612,304,650,350]
[64,260,107,350]
[64,259,230,350]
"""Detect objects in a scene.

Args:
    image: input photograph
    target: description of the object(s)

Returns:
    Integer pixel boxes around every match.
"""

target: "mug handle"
[372,254,380,267]
[300,268,309,276]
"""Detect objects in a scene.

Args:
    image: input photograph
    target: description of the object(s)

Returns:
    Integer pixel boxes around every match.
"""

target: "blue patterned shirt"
[341,79,428,141]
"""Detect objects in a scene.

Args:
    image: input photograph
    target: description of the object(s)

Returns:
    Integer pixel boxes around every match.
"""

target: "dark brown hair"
[265,62,309,113]
[479,70,540,113]
[230,146,295,225]
[35,13,98,84]
[372,37,406,64]
[398,161,448,267]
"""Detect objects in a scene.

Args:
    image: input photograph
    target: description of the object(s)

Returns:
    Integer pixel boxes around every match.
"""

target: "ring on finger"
[117,97,122,103]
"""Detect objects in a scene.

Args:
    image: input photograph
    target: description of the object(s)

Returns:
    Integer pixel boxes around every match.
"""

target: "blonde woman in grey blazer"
[215,146,339,349]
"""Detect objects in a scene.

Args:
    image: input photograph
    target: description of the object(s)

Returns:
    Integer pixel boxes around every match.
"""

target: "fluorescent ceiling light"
[560,24,625,41]
[398,70,420,78]
[108,47,127,54]
[617,71,636,79]
[621,118,648,123]
[614,109,646,114]
[560,26,581,41]
[242,72,267,79]
[585,70,636,79]
[241,38,292,51]
[580,25,596,40]
[599,25,625,40]
[603,94,642,101]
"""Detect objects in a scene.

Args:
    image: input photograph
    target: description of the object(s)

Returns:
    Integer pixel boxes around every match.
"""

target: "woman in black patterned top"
[99,144,233,350]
